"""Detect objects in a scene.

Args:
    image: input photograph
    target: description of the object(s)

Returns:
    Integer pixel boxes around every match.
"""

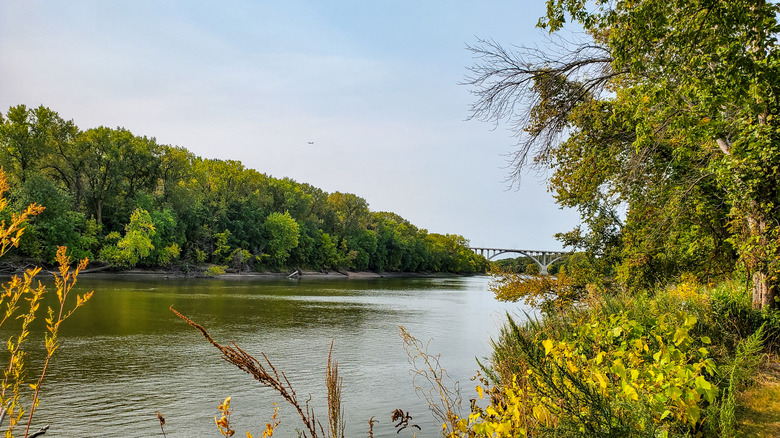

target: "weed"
[0,168,93,438]
[718,324,766,437]
[170,307,325,438]
[155,411,167,438]
[400,326,461,436]
[367,416,377,438]
[391,409,421,434]
[215,396,236,437]
[204,265,227,277]
[326,341,344,438]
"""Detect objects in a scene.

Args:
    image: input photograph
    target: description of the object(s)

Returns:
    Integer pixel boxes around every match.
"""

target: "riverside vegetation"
[443,0,780,436]
[157,275,775,438]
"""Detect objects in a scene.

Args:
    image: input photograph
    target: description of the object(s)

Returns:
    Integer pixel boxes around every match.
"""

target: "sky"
[0,0,580,250]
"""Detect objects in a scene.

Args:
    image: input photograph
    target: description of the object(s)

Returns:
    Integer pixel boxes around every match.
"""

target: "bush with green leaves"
[98,208,156,267]
[453,281,772,438]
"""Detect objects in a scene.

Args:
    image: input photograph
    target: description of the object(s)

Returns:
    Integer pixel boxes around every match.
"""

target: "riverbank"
[77,267,477,280]
[0,256,481,280]
[461,277,779,437]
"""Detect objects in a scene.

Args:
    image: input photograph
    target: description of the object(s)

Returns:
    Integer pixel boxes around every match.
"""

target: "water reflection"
[7,275,527,437]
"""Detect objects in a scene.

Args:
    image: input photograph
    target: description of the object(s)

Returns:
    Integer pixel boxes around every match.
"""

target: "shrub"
[489,268,586,312]
[204,264,227,277]
[452,280,773,438]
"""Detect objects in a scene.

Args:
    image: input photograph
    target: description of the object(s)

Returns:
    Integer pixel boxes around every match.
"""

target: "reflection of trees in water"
[25,276,518,437]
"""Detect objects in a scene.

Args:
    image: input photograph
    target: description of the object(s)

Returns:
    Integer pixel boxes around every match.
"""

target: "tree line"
[0,104,488,274]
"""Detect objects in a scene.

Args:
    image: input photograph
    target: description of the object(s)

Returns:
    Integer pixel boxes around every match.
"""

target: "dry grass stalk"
[391,408,421,434]
[24,248,93,437]
[0,168,92,437]
[399,326,462,435]
[155,411,167,437]
[170,307,324,438]
[326,340,344,438]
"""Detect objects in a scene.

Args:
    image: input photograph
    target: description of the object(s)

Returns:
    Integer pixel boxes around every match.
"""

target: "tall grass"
[326,340,345,438]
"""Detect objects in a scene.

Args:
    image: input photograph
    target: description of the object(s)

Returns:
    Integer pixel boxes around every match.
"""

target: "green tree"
[467,0,780,307]
[41,113,86,209]
[212,229,233,263]
[79,127,126,228]
[0,105,59,183]
[158,145,196,205]
[118,135,161,202]
[13,175,90,262]
[345,229,378,271]
[148,208,182,265]
[100,208,156,267]
[0,104,489,275]
[326,192,370,238]
[228,248,253,273]
[312,231,339,269]
[263,211,300,268]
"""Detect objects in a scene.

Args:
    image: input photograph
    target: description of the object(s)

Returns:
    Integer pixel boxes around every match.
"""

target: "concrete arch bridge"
[470,247,568,275]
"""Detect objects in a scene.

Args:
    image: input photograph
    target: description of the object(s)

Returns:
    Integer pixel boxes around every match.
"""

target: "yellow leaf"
[594,371,608,391]
[622,384,639,401]
[542,339,554,355]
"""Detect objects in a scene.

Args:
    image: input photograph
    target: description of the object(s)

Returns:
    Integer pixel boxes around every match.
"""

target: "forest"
[0,105,488,274]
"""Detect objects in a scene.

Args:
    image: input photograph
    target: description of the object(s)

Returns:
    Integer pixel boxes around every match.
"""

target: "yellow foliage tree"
[489,267,583,311]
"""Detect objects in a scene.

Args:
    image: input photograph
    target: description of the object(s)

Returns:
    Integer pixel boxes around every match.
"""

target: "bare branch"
[463,35,621,186]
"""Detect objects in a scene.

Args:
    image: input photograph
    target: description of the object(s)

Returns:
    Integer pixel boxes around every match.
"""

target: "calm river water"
[14,274,528,437]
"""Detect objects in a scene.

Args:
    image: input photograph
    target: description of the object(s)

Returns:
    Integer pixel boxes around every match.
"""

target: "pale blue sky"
[0,1,580,250]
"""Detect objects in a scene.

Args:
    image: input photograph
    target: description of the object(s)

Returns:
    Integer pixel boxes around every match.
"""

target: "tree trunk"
[752,271,777,310]
[747,211,777,309]
[95,201,103,229]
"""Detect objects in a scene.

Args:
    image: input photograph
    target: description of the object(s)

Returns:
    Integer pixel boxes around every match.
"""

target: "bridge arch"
[470,248,568,275]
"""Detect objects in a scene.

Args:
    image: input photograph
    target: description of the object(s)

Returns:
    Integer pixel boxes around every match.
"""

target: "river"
[11,274,528,437]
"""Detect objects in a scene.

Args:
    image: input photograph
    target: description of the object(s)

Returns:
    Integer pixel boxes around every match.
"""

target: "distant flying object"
[307,141,314,145]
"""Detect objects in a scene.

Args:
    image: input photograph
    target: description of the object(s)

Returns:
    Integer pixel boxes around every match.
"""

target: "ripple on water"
[13,276,526,438]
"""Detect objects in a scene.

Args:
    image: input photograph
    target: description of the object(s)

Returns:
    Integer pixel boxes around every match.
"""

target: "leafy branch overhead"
[467,0,780,307]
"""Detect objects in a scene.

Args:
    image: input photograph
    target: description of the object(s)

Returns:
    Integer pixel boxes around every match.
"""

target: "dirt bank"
[76,267,474,280]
